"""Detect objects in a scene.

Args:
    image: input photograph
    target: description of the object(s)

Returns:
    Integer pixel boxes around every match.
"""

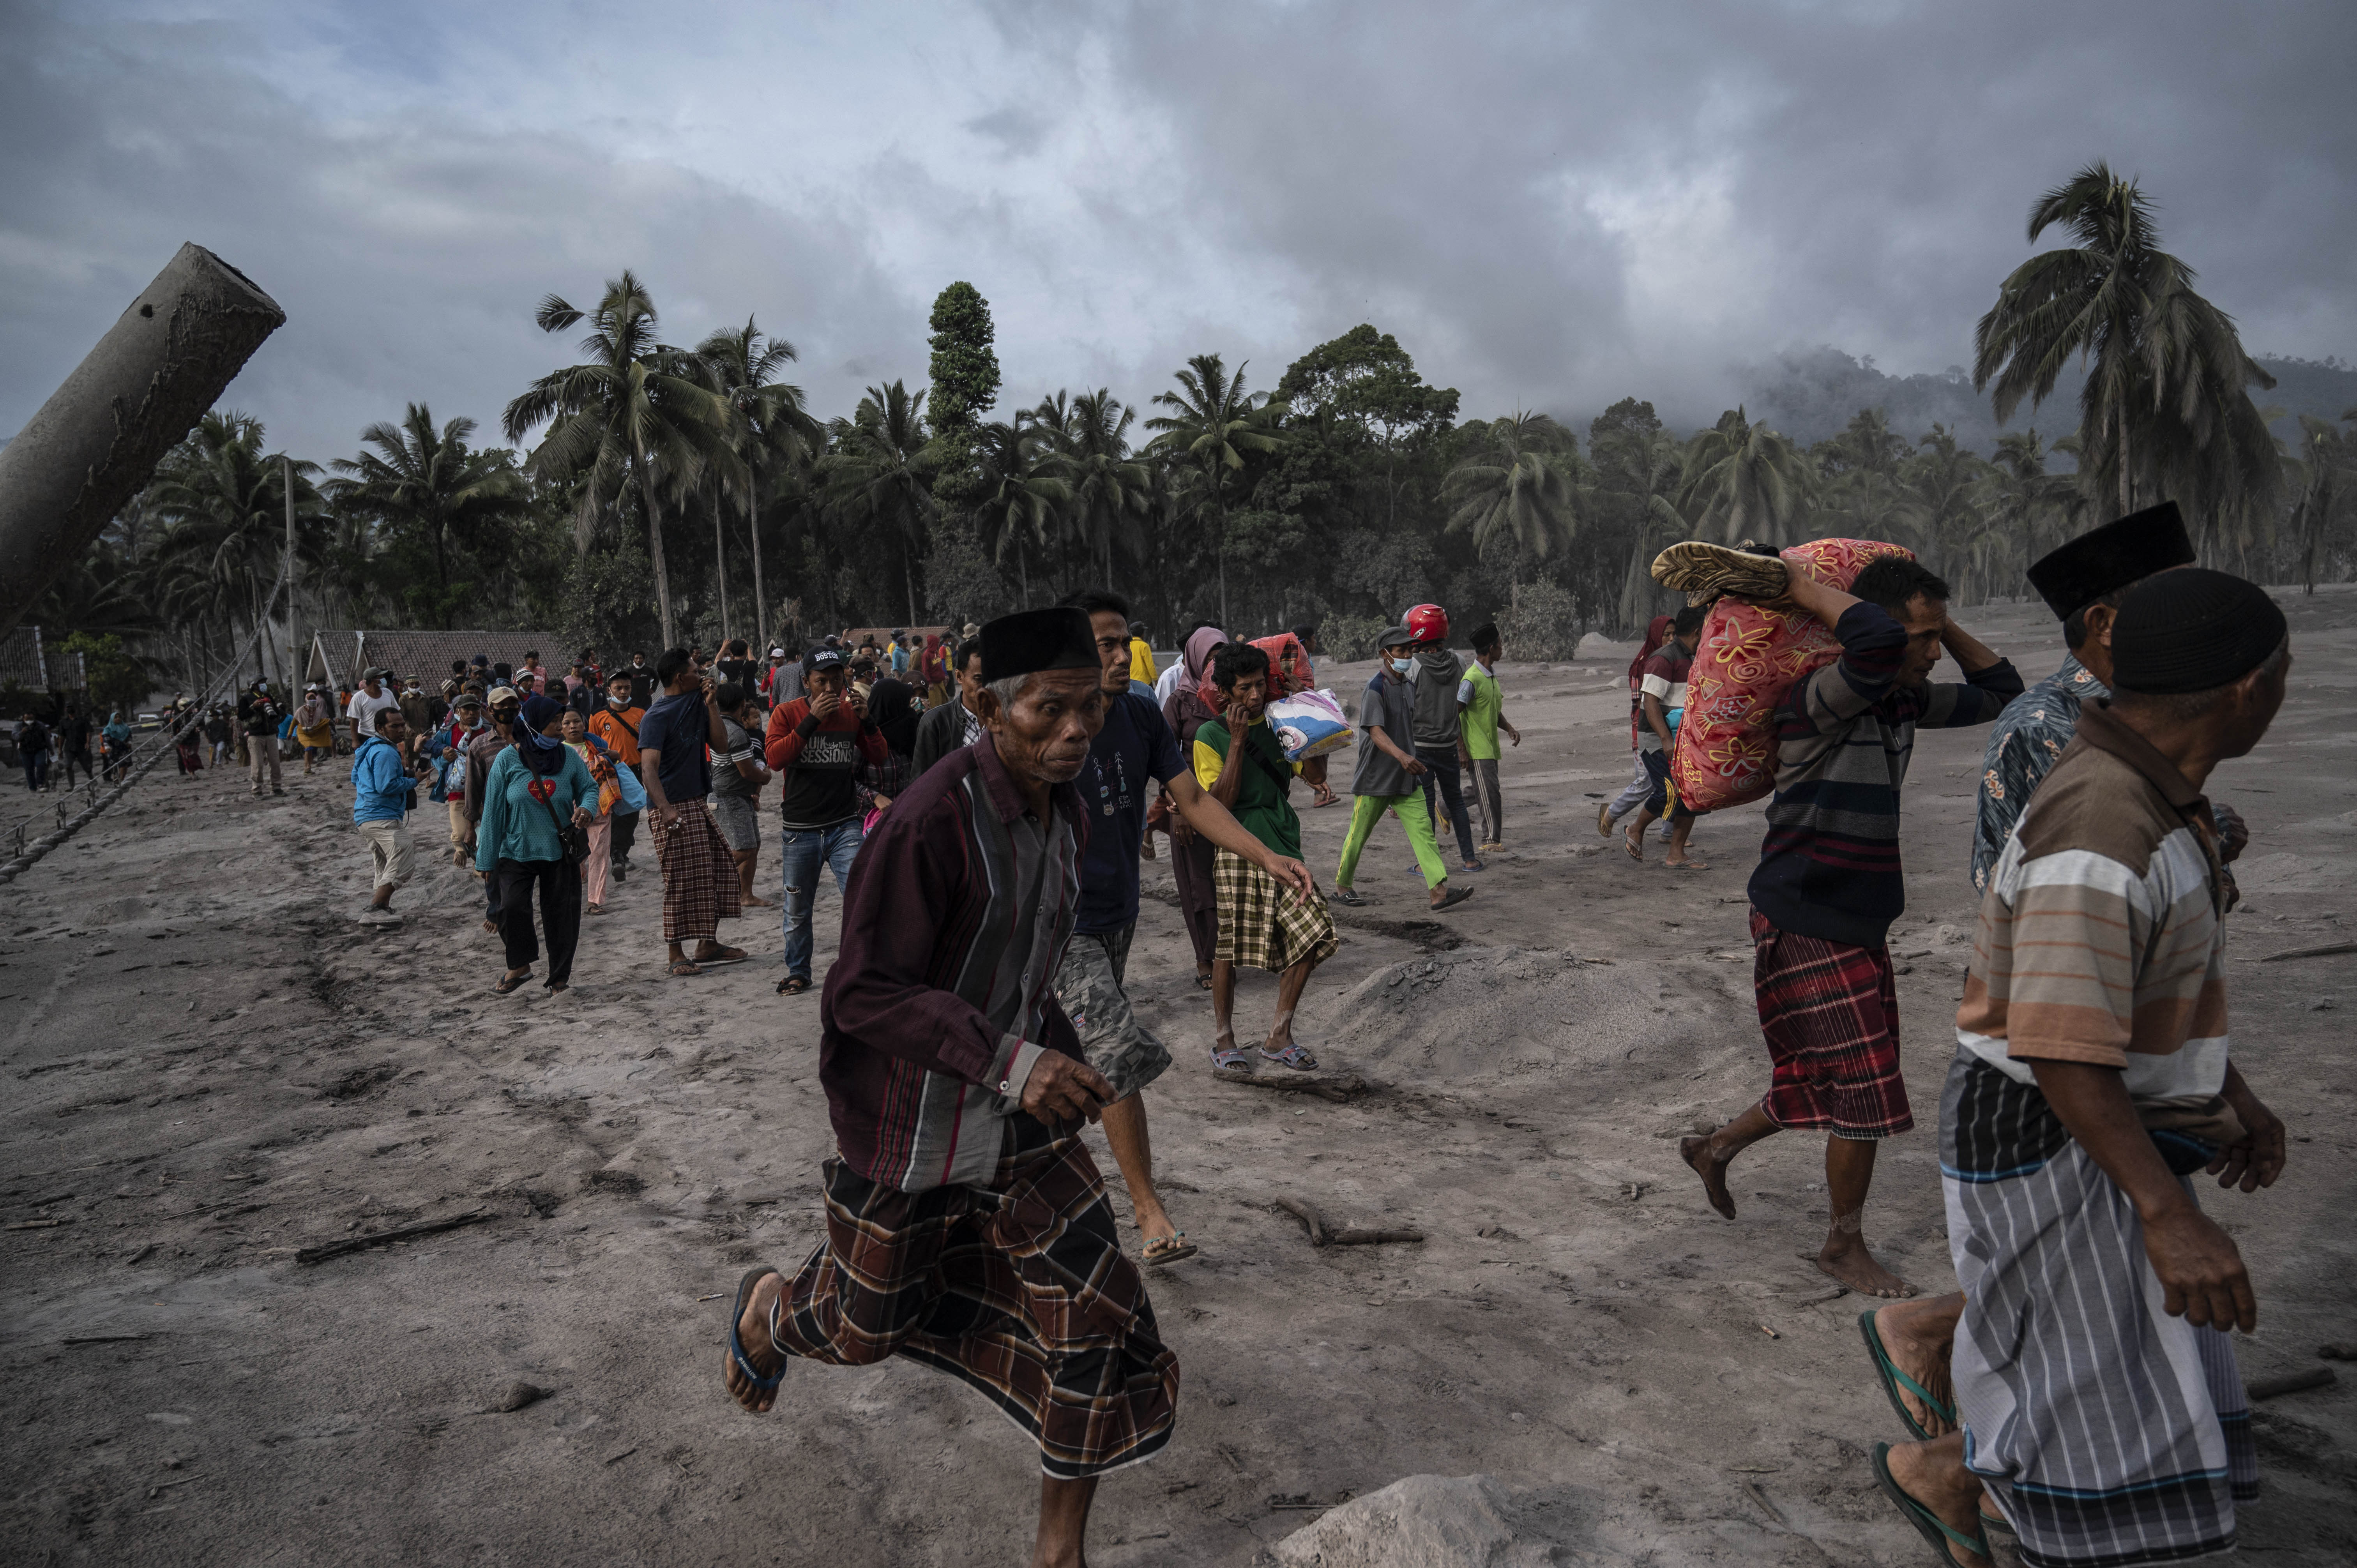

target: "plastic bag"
[1671,537,1914,814]
[1267,688,1354,761]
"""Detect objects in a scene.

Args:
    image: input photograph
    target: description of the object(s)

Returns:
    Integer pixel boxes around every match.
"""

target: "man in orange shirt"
[588,669,645,885]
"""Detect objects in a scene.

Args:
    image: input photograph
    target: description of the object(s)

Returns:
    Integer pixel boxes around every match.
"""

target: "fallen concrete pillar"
[0,243,284,634]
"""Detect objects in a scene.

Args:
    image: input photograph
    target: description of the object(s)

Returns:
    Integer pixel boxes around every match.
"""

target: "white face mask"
[1388,656,1413,674]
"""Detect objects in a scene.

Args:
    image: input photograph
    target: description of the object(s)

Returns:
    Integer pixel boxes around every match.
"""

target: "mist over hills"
[1635,346,2357,460]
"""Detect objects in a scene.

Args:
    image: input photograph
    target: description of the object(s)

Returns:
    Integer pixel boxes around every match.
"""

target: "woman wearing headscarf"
[1155,625,1229,987]
[854,678,921,832]
[1597,614,1675,839]
[475,694,598,994]
[560,707,622,915]
[101,710,133,782]
[294,685,337,775]
[918,632,949,708]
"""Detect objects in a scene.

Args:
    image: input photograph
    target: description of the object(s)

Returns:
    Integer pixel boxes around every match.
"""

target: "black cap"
[803,645,846,677]
[978,607,1100,685]
[2111,569,2286,694]
[2027,501,2197,621]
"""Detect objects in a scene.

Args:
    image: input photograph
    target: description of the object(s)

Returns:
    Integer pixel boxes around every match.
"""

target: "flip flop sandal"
[726,1265,786,1399]
[1260,1042,1318,1071]
[1650,540,1792,605]
[1210,1046,1253,1074]
[1859,1310,1956,1443]
[494,971,533,994]
[1330,887,1368,907]
[669,960,704,978]
[1870,1442,1988,1568]
[1140,1233,1199,1268]
[775,975,811,995]
[1459,860,1485,872]
[1430,886,1475,913]
[1195,972,1215,991]
[696,947,749,966]
[1595,803,1615,837]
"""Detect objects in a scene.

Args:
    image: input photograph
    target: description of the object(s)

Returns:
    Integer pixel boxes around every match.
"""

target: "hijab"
[514,693,568,776]
[1171,626,1227,702]
[867,679,920,756]
[1628,615,1673,689]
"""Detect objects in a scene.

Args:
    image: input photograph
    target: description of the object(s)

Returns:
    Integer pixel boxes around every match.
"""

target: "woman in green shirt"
[476,695,599,994]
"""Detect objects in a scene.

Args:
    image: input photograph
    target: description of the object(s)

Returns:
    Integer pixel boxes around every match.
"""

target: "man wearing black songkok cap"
[1876,569,2290,1568]
[718,607,1176,1567]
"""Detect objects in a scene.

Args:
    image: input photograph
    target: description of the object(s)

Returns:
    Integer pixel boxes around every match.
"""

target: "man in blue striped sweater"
[1681,555,2021,1298]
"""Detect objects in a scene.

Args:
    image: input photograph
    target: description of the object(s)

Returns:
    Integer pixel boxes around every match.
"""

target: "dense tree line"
[29,162,2357,698]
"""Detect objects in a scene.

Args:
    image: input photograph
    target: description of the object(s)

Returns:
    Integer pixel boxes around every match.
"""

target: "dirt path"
[5,593,2353,1565]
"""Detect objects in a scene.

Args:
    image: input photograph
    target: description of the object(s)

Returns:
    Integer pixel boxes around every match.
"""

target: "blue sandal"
[1211,1045,1253,1074]
[727,1265,784,1395]
[1261,1042,1318,1072]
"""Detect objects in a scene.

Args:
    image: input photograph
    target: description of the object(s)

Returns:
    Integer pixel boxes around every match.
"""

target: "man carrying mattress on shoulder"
[1678,549,2021,1300]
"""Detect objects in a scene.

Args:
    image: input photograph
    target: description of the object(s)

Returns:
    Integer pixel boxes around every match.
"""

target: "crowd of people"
[94,515,2280,1567]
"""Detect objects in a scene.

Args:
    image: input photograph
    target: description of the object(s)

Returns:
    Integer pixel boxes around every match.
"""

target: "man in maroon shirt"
[721,608,1175,1567]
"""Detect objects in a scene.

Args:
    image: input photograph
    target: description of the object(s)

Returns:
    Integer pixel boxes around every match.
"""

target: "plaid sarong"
[1212,848,1339,973]
[1749,908,1911,1139]
[656,802,742,944]
[769,1116,1178,1480]
[1942,1051,2255,1566]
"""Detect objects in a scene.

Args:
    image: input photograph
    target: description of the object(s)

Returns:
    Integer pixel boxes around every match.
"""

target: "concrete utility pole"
[0,243,284,636]
[283,454,297,689]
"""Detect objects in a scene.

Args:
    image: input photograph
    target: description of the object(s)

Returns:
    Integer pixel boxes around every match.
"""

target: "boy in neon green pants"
[1330,625,1473,913]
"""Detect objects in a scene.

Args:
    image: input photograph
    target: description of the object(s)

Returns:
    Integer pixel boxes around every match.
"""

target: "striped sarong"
[655,802,741,943]
[1212,848,1338,973]
[1941,1050,2256,1568]
[769,1115,1178,1480]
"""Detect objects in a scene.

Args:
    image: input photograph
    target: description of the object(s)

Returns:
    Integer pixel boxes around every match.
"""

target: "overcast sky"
[5,0,2353,460]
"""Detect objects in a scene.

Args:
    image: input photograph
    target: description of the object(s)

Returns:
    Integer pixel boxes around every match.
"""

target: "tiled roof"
[306,629,582,689]
[0,627,86,692]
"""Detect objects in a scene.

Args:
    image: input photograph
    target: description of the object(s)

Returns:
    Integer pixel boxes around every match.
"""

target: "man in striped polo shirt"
[1682,556,2021,1299]
[1873,568,2290,1568]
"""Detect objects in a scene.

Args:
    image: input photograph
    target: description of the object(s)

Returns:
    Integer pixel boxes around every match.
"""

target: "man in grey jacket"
[910,637,986,779]
[1404,604,1481,871]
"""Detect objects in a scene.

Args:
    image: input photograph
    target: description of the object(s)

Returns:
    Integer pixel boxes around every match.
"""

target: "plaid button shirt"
[819,732,1090,1192]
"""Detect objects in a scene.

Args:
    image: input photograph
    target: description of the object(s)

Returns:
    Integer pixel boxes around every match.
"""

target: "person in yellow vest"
[1125,620,1156,687]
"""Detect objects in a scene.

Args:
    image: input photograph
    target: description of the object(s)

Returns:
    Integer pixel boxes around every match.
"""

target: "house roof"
[306,629,582,689]
[0,627,85,692]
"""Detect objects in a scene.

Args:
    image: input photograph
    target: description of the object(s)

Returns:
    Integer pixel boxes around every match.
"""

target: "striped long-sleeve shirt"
[1747,603,2022,946]
[1955,699,2228,1099]
[818,731,1090,1192]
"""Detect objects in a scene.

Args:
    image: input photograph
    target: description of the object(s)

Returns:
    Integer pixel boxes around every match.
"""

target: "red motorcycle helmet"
[1404,603,1449,645]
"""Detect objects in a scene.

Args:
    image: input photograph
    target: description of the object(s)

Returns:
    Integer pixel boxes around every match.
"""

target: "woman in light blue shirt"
[476,695,598,994]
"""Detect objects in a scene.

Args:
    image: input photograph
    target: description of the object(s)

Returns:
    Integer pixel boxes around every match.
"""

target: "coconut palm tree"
[1985,429,2071,589]
[1441,412,1580,567]
[145,411,325,686]
[326,404,528,628]
[1972,161,2279,535]
[823,381,937,624]
[1672,407,1815,546]
[2287,413,2355,595]
[968,418,1072,606]
[698,319,822,650]
[503,271,731,648]
[1040,390,1151,593]
[1145,354,1285,629]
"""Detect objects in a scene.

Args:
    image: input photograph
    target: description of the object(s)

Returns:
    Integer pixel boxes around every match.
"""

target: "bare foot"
[723,1270,786,1414]
[1818,1235,1915,1298]
[741,894,777,908]
[1665,853,1709,871]
[1875,1296,1961,1437]
[1682,1135,1736,1219]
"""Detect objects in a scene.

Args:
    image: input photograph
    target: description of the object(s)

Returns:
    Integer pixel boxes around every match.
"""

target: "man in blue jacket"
[353,707,425,928]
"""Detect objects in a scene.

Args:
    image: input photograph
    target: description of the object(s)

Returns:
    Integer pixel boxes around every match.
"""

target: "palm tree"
[326,404,527,628]
[699,319,821,649]
[503,271,731,648]
[1041,390,1151,593]
[1672,407,1815,545]
[823,381,937,624]
[1985,429,2071,589]
[145,411,325,686]
[2287,413,2354,595]
[1441,412,1580,568]
[1145,354,1285,629]
[1973,161,2279,534]
[969,418,1072,606]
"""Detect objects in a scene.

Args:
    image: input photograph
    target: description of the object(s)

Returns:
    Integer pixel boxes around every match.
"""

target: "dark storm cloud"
[4,0,2352,463]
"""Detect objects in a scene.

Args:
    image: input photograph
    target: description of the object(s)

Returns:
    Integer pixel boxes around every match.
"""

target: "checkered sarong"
[1749,908,1911,1139]
[656,802,742,944]
[1212,848,1339,973]
[769,1118,1178,1480]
